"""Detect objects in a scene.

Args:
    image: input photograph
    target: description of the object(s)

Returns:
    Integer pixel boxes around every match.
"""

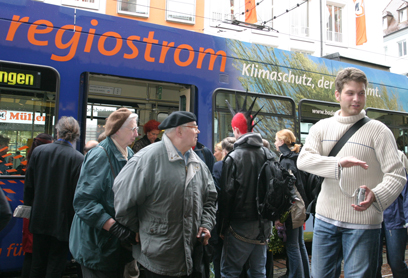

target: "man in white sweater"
[297,67,406,278]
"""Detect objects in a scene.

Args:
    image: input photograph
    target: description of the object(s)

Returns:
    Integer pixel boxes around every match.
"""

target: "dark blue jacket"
[383,172,408,230]
[194,142,215,173]
[212,161,223,192]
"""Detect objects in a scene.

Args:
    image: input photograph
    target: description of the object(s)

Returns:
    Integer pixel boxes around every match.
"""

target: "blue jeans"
[286,226,310,278]
[376,223,408,278]
[221,231,267,278]
[311,218,380,278]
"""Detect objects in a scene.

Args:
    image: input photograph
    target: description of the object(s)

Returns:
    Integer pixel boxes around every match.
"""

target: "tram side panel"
[0,178,25,273]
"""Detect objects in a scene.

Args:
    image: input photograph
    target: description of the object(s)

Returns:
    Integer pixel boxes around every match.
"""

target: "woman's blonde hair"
[275,129,301,153]
[215,142,222,152]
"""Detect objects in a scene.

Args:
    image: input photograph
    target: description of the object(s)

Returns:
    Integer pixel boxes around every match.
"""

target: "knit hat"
[158,111,197,130]
[105,108,132,136]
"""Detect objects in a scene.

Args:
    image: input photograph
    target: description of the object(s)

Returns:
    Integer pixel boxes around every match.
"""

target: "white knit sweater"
[298,110,406,225]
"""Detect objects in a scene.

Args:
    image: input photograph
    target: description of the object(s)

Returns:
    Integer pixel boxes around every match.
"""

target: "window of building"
[382,16,388,29]
[166,0,196,24]
[210,0,273,29]
[118,0,150,17]
[326,4,342,42]
[290,0,309,36]
[399,8,407,22]
[398,40,407,57]
[61,0,99,10]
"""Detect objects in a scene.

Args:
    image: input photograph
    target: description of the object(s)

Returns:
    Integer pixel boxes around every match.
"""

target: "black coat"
[24,140,84,241]
[278,144,309,228]
[218,133,266,234]
[0,187,12,232]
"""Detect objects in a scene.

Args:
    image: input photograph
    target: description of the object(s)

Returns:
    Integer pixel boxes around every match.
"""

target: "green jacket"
[113,134,217,276]
[69,137,134,271]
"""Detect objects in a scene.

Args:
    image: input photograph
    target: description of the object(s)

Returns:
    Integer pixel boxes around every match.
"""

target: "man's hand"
[109,222,137,246]
[339,156,368,169]
[352,185,376,211]
[197,227,211,245]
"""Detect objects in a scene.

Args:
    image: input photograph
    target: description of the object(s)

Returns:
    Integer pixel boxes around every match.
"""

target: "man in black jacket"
[219,99,270,278]
[24,116,84,278]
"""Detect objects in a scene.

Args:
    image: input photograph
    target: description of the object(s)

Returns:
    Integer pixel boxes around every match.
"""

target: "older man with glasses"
[113,111,217,278]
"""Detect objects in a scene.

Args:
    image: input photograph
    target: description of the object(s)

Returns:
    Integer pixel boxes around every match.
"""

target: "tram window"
[366,108,408,155]
[298,100,340,144]
[213,89,296,156]
[366,109,408,127]
[0,63,58,176]
[300,122,314,144]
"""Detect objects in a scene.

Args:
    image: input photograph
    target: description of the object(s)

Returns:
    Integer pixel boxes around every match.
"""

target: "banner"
[354,0,367,45]
[245,0,257,24]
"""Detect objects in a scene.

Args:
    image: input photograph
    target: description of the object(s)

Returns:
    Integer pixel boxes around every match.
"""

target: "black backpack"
[256,147,297,222]
[304,173,324,215]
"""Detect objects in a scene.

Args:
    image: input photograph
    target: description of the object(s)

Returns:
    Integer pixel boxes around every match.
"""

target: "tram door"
[81,73,192,150]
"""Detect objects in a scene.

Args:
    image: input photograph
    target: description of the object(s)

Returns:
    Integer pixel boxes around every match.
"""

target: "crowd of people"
[1,67,408,278]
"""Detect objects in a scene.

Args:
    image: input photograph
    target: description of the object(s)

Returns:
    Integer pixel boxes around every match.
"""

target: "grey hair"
[119,113,138,130]
[164,127,176,135]
[56,116,80,142]
[111,113,138,141]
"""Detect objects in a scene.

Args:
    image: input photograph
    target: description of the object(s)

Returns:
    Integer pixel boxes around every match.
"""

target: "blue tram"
[1,0,408,273]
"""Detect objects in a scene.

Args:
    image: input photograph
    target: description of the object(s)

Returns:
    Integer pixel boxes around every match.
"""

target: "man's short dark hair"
[335,67,368,94]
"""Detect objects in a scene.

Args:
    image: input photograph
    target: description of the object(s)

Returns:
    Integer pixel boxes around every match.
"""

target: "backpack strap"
[329,117,370,157]
[257,147,274,243]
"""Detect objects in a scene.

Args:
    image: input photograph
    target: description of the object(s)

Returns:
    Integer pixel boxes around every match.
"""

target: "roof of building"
[383,0,408,36]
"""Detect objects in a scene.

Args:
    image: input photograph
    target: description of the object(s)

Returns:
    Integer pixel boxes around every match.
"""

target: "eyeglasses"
[126,126,138,132]
[183,125,199,131]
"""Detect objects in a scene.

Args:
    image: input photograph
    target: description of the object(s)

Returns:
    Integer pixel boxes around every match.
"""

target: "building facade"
[34,0,390,71]
[204,0,387,68]
[383,0,408,75]
[34,0,205,32]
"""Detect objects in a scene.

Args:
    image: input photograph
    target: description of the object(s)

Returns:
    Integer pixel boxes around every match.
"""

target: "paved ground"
[272,243,408,277]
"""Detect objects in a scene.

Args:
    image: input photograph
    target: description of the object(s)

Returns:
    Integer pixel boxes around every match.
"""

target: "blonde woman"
[274,129,310,278]
[214,142,223,161]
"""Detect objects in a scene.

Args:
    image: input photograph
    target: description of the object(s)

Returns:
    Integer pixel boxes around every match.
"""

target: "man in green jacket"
[113,111,217,277]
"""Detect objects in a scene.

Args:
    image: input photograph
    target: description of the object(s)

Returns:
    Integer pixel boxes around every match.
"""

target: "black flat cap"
[158,111,197,130]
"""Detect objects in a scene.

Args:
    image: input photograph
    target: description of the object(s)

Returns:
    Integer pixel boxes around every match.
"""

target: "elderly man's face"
[180,121,200,148]
[147,129,160,143]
